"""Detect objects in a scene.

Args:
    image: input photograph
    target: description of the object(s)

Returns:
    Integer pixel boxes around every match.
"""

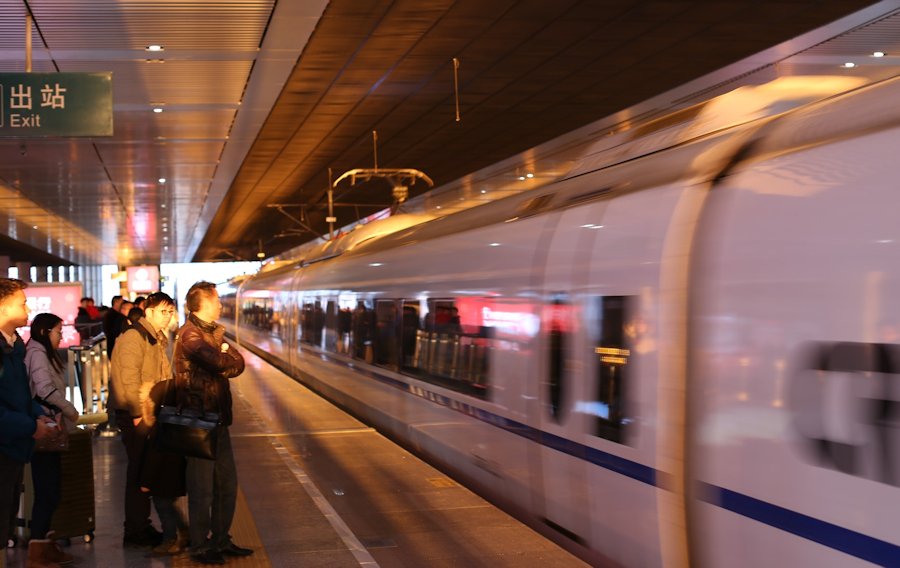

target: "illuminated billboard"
[127,265,160,294]
[19,283,83,348]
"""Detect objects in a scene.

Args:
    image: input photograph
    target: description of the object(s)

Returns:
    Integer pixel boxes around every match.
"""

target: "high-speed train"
[223,73,900,567]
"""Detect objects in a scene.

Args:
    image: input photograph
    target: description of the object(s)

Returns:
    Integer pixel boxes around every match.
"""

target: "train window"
[337,303,352,355]
[399,298,490,399]
[373,300,399,369]
[300,299,326,349]
[241,295,274,333]
[592,296,632,444]
[400,300,421,371]
[323,299,338,352]
[547,293,569,423]
[350,299,374,362]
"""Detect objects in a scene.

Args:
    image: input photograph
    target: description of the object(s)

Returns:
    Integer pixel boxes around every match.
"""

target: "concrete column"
[0,256,9,278]
[16,262,31,282]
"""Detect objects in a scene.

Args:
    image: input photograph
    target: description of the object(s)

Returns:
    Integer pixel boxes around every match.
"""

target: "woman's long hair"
[29,312,64,373]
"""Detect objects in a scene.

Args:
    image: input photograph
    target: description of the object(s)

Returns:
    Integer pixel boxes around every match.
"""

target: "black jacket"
[173,314,244,426]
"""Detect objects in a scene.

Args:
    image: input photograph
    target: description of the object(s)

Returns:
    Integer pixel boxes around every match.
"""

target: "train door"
[535,206,601,546]
[579,181,694,567]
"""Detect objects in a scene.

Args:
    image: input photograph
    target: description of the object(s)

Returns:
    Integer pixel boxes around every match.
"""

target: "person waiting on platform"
[74,297,102,341]
[175,281,253,565]
[127,306,144,327]
[109,292,177,549]
[0,279,57,559]
[102,295,127,357]
[25,313,80,566]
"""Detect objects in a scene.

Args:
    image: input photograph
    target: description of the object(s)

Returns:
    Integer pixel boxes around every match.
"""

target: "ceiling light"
[873,51,885,57]
[369,262,384,267]
[161,204,167,208]
[842,62,856,68]
[32,225,37,229]
[480,190,487,194]
[518,176,526,181]
[153,108,163,113]
[489,243,501,247]
[146,45,164,52]
[526,173,534,178]
[158,177,166,183]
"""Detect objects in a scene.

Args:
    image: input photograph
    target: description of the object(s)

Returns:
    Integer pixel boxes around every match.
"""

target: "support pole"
[372,131,378,172]
[328,167,335,240]
[453,57,460,122]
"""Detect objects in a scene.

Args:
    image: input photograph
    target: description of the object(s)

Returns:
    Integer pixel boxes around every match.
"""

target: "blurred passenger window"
[399,301,422,371]
[547,293,569,422]
[350,299,374,362]
[592,296,632,444]
[396,298,489,398]
[241,295,274,334]
[324,299,338,352]
[300,299,326,349]
[373,300,399,369]
[337,304,352,355]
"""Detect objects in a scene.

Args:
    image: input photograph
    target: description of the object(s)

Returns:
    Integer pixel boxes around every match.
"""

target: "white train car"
[226,74,900,566]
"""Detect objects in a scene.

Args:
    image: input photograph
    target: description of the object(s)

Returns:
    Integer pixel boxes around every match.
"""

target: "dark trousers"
[30,451,61,540]
[0,453,24,546]
[115,410,153,536]
[186,427,236,553]
[154,496,187,541]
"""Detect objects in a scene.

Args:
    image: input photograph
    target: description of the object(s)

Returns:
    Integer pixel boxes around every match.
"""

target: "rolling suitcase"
[51,428,95,543]
[16,428,96,544]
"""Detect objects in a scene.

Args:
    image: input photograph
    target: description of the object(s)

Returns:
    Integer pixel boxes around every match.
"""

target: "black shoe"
[142,525,164,545]
[191,549,226,565]
[220,542,254,557]
[123,526,163,548]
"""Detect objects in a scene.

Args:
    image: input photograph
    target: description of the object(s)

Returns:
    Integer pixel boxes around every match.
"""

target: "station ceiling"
[0,0,893,266]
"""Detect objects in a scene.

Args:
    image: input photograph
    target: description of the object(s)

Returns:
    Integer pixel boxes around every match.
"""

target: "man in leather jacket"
[174,281,252,565]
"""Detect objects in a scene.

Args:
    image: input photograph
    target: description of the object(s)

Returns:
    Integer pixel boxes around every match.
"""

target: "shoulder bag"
[154,378,220,460]
[33,390,70,452]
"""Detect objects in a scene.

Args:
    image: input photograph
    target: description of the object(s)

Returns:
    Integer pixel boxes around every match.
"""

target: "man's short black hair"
[143,292,174,311]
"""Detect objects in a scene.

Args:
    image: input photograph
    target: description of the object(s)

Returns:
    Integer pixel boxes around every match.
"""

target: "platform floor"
[5,349,587,567]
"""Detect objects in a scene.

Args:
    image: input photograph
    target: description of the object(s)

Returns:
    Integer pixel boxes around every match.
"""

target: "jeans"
[153,496,187,541]
[29,451,61,539]
[115,410,153,536]
[0,453,24,547]
[186,427,237,553]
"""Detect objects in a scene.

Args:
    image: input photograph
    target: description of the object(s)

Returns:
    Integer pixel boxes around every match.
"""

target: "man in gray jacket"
[109,292,176,548]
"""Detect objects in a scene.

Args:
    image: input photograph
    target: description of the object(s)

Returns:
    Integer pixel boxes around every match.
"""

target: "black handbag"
[154,380,220,460]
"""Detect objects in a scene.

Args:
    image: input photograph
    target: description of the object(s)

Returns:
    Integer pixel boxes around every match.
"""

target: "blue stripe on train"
[340,354,658,485]
[698,482,900,565]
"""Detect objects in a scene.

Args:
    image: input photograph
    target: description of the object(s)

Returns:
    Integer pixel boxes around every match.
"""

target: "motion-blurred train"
[222,74,900,566]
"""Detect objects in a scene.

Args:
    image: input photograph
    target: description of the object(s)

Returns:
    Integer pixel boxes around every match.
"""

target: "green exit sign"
[0,72,112,137]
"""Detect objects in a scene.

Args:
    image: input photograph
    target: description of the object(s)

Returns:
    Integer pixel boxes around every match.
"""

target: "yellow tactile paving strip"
[172,487,270,567]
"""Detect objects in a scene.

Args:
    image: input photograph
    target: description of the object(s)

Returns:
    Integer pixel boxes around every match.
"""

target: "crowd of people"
[0,278,252,567]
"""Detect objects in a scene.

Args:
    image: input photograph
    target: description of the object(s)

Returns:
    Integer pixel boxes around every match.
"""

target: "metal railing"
[67,332,109,416]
